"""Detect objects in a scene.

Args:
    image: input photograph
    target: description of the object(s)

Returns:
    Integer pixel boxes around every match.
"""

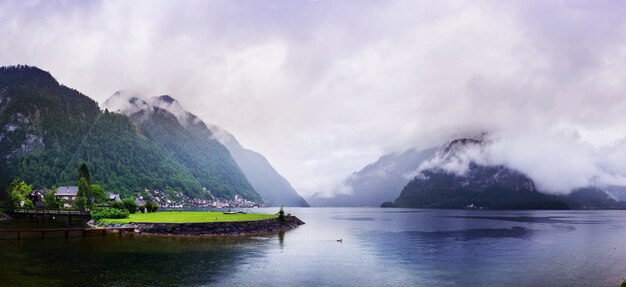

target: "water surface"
[1,208,626,286]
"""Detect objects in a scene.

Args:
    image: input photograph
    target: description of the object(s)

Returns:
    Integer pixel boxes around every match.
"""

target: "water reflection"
[278,230,285,249]
[3,208,626,286]
[406,226,532,241]
[0,232,278,287]
[442,215,605,224]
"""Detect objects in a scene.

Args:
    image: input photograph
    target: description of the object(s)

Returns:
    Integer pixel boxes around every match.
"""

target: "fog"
[2,1,626,196]
[416,130,626,194]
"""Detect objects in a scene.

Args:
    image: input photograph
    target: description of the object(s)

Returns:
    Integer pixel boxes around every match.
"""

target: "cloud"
[416,130,626,194]
[1,1,626,196]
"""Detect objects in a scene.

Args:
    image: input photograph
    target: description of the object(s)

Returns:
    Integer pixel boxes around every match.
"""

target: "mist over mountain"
[207,125,309,207]
[310,132,626,209]
[104,92,308,206]
[389,137,626,209]
[307,147,436,207]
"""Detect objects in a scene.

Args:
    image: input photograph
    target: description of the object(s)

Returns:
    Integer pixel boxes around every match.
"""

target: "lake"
[1,208,626,286]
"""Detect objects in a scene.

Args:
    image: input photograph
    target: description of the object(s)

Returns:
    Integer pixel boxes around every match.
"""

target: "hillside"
[207,125,309,207]
[105,93,307,206]
[308,147,436,206]
[389,138,626,209]
[101,92,260,201]
[0,65,206,197]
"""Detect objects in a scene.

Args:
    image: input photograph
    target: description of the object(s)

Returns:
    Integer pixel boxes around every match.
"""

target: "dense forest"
[0,65,260,201]
[388,164,626,210]
[131,105,260,201]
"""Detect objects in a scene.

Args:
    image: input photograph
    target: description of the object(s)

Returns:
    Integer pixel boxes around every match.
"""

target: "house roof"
[57,186,78,196]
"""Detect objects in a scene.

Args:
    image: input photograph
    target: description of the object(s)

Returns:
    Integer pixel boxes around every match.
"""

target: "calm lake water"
[2,207,626,286]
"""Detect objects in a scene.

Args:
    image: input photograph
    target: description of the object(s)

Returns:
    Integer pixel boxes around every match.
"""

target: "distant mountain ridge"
[104,92,308,206]
[390,138,626,209]
[317,134,626,210]
[307,147,436,206]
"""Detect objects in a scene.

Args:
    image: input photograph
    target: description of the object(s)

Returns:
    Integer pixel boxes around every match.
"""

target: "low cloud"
[415,130,626,194]
[2,1,626,196]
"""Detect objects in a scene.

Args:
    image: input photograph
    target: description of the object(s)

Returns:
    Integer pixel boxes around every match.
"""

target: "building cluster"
[137,188,264,208]
[29,186,263,209]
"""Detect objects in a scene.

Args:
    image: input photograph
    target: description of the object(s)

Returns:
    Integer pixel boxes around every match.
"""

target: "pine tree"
[78,163,91,184]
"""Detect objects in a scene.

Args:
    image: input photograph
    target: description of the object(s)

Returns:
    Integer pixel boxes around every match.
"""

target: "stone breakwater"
[97,216,305,236]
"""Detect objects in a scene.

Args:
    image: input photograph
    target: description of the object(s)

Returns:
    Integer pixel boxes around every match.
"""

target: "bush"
[145,201,159,213]
[138,205,146,213]
[122,198,138,214]
[75,197,88,210]
[110,201,124,210]
[91,208,130,221]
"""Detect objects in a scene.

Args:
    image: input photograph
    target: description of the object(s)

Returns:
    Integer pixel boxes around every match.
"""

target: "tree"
[77,177,92,201]
[78,163,91,184]
[75,197,87,211]
[122,198,138,214]
[5,179,33,211]
[43,187,61,209]
[145,201,159,213]
[91,184,107,204]
[277,205,285,222]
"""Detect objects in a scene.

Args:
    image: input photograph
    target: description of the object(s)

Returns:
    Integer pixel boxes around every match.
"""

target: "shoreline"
[92,215,305,236]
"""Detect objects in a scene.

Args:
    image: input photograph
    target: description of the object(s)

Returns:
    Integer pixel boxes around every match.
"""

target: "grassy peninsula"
[99,211,277,224]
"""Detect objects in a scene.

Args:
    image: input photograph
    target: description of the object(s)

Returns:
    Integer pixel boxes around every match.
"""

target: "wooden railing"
[0,227,135,240]
[11,207,91,216]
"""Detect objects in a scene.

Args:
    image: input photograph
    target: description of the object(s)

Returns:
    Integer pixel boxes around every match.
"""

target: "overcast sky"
[2,0,626,197]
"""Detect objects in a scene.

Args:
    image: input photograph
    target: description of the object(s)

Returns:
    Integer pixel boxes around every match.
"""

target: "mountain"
[104,93,308,206]
[207,125,309,207]
[389,138,626,209]
[0,65,205,197]
[307,147,436,206]
[103,92,260,202]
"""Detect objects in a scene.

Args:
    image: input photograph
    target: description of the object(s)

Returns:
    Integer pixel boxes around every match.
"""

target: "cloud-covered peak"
[102,90,150,115]
[155,95,176,104]
[415,131,626,195]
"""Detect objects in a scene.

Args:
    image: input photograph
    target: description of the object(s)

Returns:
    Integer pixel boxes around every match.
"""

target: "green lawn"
[99,211,277,224]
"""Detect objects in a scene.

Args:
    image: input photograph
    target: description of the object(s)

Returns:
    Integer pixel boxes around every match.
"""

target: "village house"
[107,192,122,203]
[56,186,78,208]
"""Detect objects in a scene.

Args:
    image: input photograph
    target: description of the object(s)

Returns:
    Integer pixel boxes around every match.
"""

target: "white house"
[56,186,78,208]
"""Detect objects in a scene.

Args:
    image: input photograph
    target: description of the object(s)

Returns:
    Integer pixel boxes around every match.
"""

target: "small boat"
[336,239,342,243]
[222,211,246,215]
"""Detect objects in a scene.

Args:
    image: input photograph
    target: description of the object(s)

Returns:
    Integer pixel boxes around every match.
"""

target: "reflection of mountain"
[307,148,436,206]
[105,93,308,206]
[0,233,269,286]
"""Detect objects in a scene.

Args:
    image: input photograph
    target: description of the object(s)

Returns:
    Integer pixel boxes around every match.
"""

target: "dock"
[0,227,135,240]
[9,208,91,224]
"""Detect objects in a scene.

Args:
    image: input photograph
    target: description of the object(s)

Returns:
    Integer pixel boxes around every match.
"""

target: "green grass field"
[99,211,277,224]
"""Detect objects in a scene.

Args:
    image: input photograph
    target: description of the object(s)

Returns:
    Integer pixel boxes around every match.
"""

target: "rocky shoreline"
[93,215,305,236]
